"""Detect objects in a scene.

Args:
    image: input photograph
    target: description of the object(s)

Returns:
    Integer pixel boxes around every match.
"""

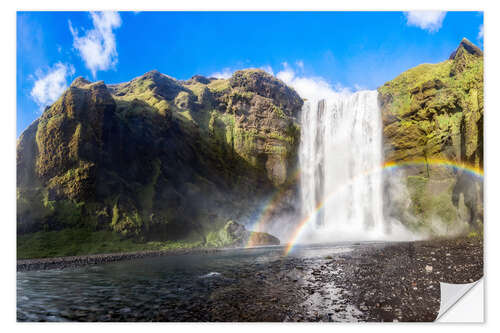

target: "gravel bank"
[17,248,221,272]
[324,237,483,321]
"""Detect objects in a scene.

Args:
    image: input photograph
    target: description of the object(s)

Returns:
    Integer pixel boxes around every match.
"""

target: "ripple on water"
[199,272,221,279]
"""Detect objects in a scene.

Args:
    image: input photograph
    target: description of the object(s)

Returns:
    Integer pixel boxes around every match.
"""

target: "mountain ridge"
[17,68,303,248]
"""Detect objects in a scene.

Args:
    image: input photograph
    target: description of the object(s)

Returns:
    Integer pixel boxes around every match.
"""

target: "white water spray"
[298,91,408,243]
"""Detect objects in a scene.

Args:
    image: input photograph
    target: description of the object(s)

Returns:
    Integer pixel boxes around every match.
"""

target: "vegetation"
[16,219,276,259]
[17,228,203,259]
[207,79,230,93]
[381,39,483,234]
[378,61,454,116]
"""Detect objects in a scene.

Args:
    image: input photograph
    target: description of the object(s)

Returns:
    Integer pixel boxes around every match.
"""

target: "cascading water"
[298,90,389,243]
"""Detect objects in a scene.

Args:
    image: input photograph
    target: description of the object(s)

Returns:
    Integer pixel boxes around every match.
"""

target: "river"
[17,242,371,322]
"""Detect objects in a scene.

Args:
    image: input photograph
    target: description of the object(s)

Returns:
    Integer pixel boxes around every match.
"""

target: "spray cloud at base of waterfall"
[382,166,477,240]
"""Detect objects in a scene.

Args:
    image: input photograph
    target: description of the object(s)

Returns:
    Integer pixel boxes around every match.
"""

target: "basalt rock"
[449,38,483,60]
[378,39,483,234]
[17,69,302,242]
[206,220,280,247]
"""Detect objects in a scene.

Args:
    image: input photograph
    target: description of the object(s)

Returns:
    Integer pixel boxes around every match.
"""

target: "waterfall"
[298,90,388,243]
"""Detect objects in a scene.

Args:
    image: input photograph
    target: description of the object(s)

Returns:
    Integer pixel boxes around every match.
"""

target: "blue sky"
[17,11,483,136]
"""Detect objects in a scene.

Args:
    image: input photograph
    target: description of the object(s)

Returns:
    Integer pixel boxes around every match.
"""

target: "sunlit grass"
[17,228,203,260]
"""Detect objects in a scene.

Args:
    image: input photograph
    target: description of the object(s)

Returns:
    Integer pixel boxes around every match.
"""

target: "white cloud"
[405,11,446,33]
[259,65,274,75]
[69,11,122,78]
[276,62,352,101]
[210,62,363,101]
[478,24,484,39]
[30,63,75,110]
[276,63,295,83]
[210,67,233,79]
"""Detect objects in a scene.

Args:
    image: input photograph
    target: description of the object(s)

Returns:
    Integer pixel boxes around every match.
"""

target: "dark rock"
[449,37,483,60]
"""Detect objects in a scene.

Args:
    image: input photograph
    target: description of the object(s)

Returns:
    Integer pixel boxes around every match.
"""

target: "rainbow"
[283,170,377,255]
[384,157,483,178]
[283,157,483,255]
[283,197,328,255]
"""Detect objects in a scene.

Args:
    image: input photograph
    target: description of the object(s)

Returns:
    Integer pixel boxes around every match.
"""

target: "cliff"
[378,38,483,234]
[17,69,302,246]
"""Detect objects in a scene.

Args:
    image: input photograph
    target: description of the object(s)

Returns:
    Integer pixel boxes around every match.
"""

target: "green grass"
[378,53,482,118]
[17,228,203,260]
[185,82,208,98]
[378,61,452,97]
[207,79,230,92]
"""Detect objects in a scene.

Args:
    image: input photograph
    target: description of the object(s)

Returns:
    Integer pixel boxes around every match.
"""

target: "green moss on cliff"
[111,208,143,237]
[380,39,483,166]
[207,79,230,92]
[17,188,53,232]
[233,127,258,163]
[380,39,483,234]
[407,176,429,217]
[273,105,287,119]
[379,52,482,123]
[185,82,207,98]
[17,68,300,253]
[112,71,187,117]
[137,159,161,214]
[379,61,453,116]
[406,176,458,232]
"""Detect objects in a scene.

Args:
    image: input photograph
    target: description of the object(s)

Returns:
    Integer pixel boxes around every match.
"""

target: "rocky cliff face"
[378,38,483,235]
[17,69,302,243]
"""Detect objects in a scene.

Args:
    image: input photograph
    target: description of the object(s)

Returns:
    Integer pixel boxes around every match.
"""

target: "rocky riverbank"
[325,236,483,322]
[17,236,482,322]
[17,247,221,272]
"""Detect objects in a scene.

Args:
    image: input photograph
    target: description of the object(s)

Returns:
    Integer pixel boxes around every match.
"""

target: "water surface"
[18,243,368,321]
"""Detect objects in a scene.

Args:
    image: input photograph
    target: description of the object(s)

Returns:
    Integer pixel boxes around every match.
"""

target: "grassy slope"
[378,55,483,119]
[17,229,204,259]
